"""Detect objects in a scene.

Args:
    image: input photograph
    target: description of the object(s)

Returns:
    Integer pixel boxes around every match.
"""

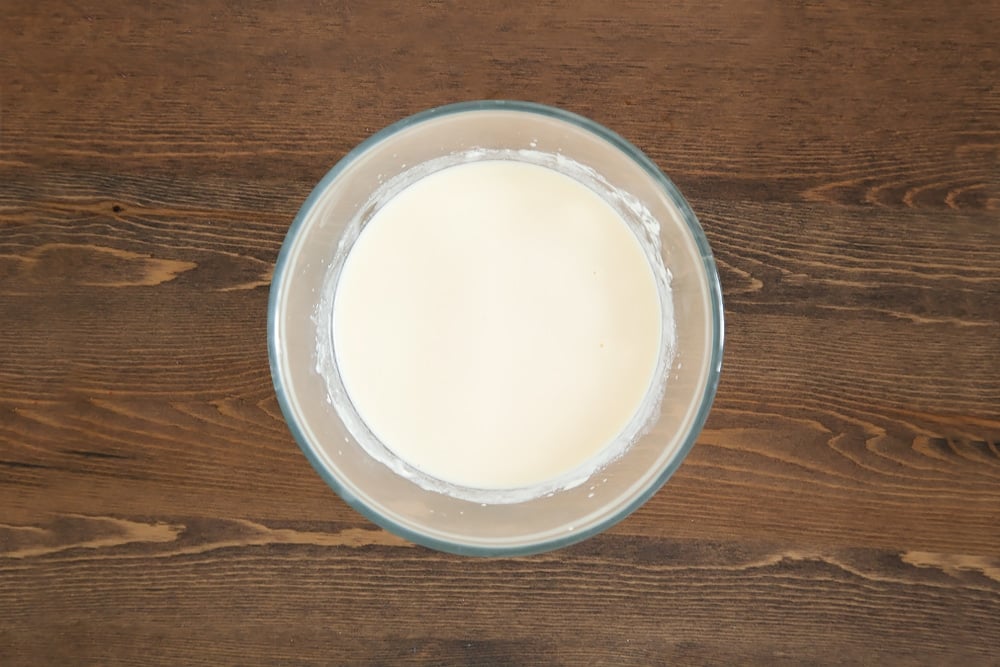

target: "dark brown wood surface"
[2,1,999,664]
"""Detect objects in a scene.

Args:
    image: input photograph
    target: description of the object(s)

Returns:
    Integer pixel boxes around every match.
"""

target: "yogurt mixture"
[331,159,668,492]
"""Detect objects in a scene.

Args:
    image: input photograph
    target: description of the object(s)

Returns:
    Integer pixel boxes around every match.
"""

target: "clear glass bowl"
[268,101,724,556]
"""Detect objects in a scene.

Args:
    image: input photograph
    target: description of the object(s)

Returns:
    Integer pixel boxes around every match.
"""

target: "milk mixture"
[332,159,666,491]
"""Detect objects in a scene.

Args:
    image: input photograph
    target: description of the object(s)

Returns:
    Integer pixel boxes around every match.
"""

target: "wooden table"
[2,1,998,664]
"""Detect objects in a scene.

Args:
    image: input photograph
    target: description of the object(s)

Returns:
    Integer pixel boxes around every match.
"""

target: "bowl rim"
[268,100,725,556]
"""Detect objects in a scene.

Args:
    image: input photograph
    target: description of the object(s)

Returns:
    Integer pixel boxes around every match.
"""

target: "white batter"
[332,160,663,490]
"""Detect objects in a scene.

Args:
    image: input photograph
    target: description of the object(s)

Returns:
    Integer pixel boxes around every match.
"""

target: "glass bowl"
[268,101,723,556]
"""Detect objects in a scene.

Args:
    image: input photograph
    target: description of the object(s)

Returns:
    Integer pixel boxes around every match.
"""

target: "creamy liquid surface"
[332,160,663,490]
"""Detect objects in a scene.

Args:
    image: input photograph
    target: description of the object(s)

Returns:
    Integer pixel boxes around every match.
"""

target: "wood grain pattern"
[1,0,998,664]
